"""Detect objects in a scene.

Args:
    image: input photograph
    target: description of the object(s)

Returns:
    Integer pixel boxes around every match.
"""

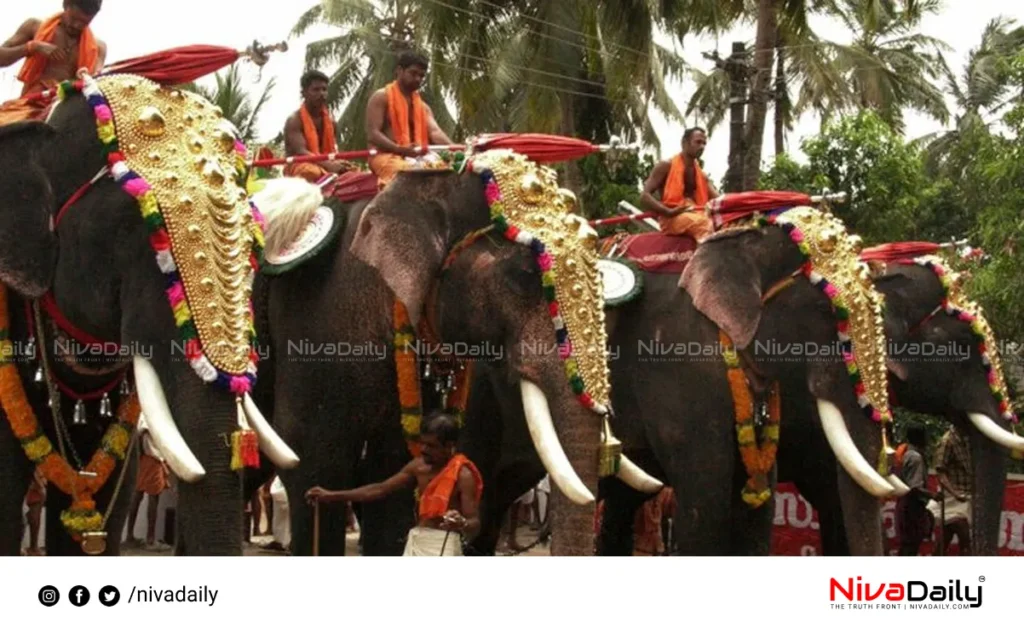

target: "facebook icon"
[69,585,90,607]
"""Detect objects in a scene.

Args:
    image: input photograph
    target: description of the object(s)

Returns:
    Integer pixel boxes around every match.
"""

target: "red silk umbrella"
[99,42,287,86]
[859,242,943,263]
[709,191,815,228]
[323,171,379,203]
[470,133,630,163]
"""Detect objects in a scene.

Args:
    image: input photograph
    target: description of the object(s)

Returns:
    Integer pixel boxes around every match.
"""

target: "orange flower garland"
[720,330,781,508]
[393,299,473,457]
[0,283,140,539]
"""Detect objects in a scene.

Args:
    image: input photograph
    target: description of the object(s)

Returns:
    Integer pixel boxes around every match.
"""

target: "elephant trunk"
[141,354,245,555]
[964,411,1011,555]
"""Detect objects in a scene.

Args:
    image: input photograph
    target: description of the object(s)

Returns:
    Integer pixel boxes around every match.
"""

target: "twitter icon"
[99,585,120,607]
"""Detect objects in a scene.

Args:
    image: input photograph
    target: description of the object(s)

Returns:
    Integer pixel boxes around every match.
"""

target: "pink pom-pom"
[94,104,113,122]
[538,252,553,271]
[166,282,186,306]
[789,228,805,242]
[122,178,151,198]
[230,376,251,395]
[843,351,855,364]
[558,340,572,360]
[484,181,501,203]
[824,284,839,299]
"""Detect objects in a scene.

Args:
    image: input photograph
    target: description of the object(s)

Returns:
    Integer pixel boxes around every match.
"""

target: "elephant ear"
[0,121,58,298]
[349,173,456,327]
[679,229,763,348]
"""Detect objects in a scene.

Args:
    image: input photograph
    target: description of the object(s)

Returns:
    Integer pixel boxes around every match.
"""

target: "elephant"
[778,257,1024,555]
[251,154,658,556]
[461,206,901,555]
[0,75,297,556]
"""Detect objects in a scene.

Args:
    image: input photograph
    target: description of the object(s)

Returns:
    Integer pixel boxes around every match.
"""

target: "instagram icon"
[38,586,60,607]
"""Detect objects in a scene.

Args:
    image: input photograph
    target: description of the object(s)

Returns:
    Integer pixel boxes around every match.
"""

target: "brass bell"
[34,365,44,384]
[73,400,88,425]
[99,392,112,418]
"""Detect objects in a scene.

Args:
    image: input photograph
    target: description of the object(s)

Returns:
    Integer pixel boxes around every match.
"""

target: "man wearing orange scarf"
[0,1,106,126]
[640,127,720,241]
[306,413,482,556]
[365,49,453,189]
[283,70,356,183]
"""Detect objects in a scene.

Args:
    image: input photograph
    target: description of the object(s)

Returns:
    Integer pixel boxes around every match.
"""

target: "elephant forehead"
[473,150,610,408]
[774,206,890,419]
[97,74,258,376]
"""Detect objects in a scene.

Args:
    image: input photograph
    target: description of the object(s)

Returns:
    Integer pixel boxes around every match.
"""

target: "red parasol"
[859,242,943,263]
[323,171,379,202]
[709,191,818,228]
[470,133,631,163]
[99,42,287,86]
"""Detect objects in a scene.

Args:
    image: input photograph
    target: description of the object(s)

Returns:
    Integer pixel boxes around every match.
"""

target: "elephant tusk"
[816,399,896,498]
[615,455,664,493]
[520,379,595,505]
[242,394,300,469]
[885,474,911,497]
[133,356,207,483]
[968,412,1024,452]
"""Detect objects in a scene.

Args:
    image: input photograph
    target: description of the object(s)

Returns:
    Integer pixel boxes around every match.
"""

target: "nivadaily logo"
[829,576,984,609]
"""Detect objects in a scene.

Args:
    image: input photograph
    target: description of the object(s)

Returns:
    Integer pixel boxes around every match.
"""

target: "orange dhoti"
[284,162,330,184]
[0,81,56,126]
[368,153,417,189]
[658,154,713,241]
[136,454,169,496]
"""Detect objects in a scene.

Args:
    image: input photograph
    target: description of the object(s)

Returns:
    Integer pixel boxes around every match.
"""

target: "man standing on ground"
[929,425,973,555]
[365,49,453,188]
[283,69,355,183]
[305,413,482,556]
[895,425,938,555]
[639,127,720,241]
[126,415,171,551]
[0,0,106,125]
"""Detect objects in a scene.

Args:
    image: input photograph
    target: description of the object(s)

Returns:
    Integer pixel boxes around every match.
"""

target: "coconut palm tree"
[918,17,1024,175]
[179,64,276,146]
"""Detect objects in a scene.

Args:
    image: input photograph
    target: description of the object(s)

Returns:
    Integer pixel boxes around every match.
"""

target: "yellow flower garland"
[720,330,781,509]
[0,283,140,540]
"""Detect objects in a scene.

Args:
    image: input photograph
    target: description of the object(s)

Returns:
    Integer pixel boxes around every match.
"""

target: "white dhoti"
[270,476,291,548]
[927,494,971,524]
[402,527,462,556]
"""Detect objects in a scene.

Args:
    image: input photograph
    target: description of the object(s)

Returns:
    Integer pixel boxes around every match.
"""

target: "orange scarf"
[384,81,428,149]
[299,104,337,154]
[418,454,483,520]
[662,154,709,209]
[18,13,100,87]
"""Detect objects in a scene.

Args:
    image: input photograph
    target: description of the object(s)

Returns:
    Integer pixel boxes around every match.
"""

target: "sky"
[3,0,1024,183]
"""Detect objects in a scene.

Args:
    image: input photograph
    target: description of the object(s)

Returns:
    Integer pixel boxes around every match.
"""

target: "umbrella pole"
[313,499,320,557]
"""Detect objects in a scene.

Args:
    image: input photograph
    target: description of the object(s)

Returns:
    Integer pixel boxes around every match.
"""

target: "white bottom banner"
[0,556,1015,630]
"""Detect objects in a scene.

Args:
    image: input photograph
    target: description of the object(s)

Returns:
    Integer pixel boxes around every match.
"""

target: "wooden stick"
[312,499,320,557]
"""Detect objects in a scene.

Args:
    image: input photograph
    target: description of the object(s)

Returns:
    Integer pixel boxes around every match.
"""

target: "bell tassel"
[230,397,260,471]
[73,399,87,426]
[99,392,112,417]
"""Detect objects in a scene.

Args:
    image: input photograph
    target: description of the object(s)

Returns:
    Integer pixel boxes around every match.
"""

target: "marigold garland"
[56,76,265,395]
[392,300,473,457]
[720,330,780,508]
[0,284,141,540]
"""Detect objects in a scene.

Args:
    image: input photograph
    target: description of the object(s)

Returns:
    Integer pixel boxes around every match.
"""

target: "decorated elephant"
[0,73,298,556]
[778,250,1024,555]
[462,205,901,555]
[250,150,661,556]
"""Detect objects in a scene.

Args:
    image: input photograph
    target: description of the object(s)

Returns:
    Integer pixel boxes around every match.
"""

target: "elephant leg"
[467,459,544,556]
[0,425,33,556]
[353,439,414,556]
[597,476,650,556]
[791,464,849,555]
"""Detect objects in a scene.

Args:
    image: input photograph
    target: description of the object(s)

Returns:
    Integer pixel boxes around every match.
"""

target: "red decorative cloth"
[709,191,814,228]
[599,233,698,274]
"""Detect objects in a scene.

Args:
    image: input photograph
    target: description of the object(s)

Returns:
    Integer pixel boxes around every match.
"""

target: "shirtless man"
[282,69,353,183]
[0,0,107,125]
[305,413,482,556]
[640,127,720,241]
[365,49,453,188]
